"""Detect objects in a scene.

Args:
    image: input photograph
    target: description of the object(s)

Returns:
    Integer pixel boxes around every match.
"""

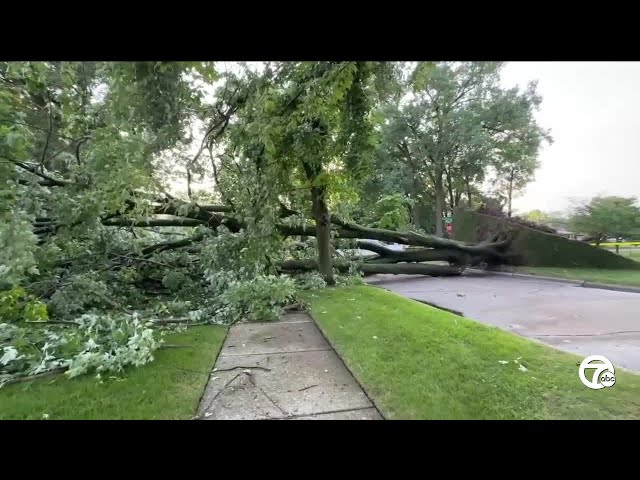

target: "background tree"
[569,196,640,244]
[524,209,550,224]
[492,154,539,217]
[377,62,550,236]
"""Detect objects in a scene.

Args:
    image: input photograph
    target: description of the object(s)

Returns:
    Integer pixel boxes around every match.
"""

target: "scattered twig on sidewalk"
[298,384,318,392]
[248,373,287,415]
[197,372,242,419]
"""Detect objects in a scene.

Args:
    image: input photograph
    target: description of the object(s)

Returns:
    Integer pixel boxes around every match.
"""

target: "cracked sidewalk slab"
[198,313,382,420]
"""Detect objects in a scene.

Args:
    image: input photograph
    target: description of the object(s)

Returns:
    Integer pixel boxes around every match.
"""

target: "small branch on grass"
[1,367,68,387]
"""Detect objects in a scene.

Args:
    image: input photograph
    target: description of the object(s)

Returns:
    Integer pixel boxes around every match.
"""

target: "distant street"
[367,272,640,372]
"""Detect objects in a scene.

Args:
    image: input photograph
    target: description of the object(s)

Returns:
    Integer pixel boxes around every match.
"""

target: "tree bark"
[465,176,472,207]
[445,167,455,212]
[310,186,334,285]
[285,219,508,256]
[507,169,514,218]
[434,174,445,237]
[355,241,475,266]
[277,259,464,277]
[411,202,425,230]
[454,189,462,209]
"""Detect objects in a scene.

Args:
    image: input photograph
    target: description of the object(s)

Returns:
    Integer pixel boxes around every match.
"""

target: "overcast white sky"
[500,62,640,215]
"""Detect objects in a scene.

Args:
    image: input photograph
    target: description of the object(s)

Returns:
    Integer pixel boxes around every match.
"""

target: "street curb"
[467,268,640,294]
[303,309,387,421]
[467,269,584,285]
[582,282,640,293]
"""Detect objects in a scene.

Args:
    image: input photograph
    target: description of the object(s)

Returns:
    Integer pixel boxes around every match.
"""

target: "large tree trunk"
[434,175,445,237]
[445,167,455,212]
[454,189,463,209]
[465,176,472,207]
[409,163,426,230]
[277,259,464,277]
[411,202,427,230]
[355,240,479,266]
[507,171,514,218]
[310,186,334,285]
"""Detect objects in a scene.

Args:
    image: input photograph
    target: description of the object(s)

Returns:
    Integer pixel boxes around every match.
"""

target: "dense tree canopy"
[371,62,550,234]
[0,61,550,386]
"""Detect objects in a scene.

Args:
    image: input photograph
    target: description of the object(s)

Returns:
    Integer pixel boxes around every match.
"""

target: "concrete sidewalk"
[196,312,383,420]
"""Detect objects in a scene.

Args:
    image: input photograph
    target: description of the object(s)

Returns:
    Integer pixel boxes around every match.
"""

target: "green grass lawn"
[515,266,640,287]
[0,325,226,420]
[305,285,640,420]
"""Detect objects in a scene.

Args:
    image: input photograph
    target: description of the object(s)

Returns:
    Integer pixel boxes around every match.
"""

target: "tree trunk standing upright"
[310,185,335,285]
[507,168,514,217]
[411,203,424,230]
[408,162,425,230]
[434,176,445,237]
[445,168,455,213]
[465,176,473,207]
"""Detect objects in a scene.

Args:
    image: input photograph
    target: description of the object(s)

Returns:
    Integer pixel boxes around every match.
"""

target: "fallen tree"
[31,193,513,277]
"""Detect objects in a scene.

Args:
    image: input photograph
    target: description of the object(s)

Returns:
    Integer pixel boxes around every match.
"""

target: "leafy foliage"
[0,61,552,386]
[569,196,640,242]
[0,287,48,323]
[1,313,160,387]
[375,62,550,234]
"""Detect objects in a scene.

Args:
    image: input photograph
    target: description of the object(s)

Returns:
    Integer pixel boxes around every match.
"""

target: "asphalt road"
[367,271,640,372]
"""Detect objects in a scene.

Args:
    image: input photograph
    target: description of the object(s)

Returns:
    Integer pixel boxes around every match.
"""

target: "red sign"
[446,223,453,235]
